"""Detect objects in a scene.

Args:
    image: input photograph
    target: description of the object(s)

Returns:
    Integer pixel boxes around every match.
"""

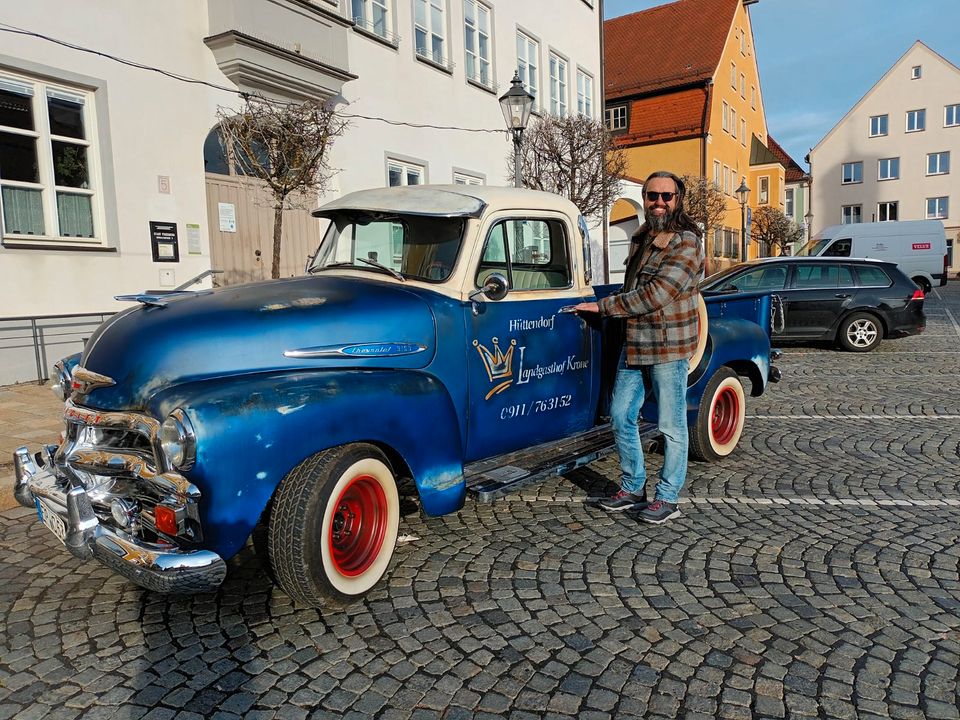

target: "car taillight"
[911,289,924,301]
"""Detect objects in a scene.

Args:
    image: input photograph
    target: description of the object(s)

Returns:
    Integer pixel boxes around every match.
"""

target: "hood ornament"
[71,367,116,394]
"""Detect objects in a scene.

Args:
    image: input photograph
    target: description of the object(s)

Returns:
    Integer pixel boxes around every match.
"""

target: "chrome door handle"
[835,293,851,298]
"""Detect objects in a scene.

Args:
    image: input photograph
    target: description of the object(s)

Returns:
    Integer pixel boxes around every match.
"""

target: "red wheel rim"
[711,386,740,445]
[329,474,388,577]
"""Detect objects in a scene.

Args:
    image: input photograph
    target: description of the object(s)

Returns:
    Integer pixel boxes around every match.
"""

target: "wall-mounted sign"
[186,223,202,255]
[218,202,237,233]
[150,221,180,263]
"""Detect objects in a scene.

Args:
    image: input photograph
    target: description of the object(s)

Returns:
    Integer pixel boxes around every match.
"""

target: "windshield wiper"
[355,257,405,281]
[308,261,354,274]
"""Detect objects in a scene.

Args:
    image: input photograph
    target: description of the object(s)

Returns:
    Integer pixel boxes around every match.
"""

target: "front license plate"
[35,497,67,545]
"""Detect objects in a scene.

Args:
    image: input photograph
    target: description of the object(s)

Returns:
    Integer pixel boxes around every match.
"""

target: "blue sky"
[603,0,960,167]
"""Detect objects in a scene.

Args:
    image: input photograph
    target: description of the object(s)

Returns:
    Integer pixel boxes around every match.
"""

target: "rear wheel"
[269,444,399,607]
[911,276,932,294]
[690,367,746,462]
[838,312,882,352]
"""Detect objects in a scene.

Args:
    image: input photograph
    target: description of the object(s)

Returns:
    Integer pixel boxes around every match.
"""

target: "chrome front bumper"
[13,447,226,594]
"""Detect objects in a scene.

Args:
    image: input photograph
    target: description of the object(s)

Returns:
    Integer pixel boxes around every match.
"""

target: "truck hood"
[78,275,438,410]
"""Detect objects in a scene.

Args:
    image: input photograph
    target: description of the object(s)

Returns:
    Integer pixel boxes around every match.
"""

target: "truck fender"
[149,369,465,560]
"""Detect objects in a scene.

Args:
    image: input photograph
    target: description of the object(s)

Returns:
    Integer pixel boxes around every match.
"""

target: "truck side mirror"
[468,272,510,305]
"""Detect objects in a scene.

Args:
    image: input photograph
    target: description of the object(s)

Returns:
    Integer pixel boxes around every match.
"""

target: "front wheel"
[269,443,400,607]
[690,367,746,462]
[838,312,882,352]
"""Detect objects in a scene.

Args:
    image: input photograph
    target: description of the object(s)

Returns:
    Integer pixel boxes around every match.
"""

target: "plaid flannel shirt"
[598,229,704,366]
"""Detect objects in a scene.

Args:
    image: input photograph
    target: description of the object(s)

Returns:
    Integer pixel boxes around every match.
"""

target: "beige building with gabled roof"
[809,41,960,271]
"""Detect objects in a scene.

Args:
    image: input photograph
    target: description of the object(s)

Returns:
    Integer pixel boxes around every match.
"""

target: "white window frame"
[576,68,593,118]
[906,109,926,133]
[927,151,950,176]
[750,86,756,110]
[758,176,769,205]
[911,65,922,80]
[730,108,737,139]
[516,30,539,106]
[414,0,448,67]
[739,73,745,99]
[841,205,862,224]
[352,0,395,43]
[841,161,863,185]
[869,114,888,137]
[739,29,746,55]
[605,104,627,131]
[926,196,948,219]
[877,201,898,222]
[785,188,795,219]
[386,157,426,186]
[946,104,960,128]
[453,170,484,185]
[878,157,900,181]
[722,101,729,132]
[730,61,736,89]
[0,71,103,244]
[713,160,721,189]
[548,51,568,117]
[723,165,731,195]
[463,0,492,88]
[740,118,746,146]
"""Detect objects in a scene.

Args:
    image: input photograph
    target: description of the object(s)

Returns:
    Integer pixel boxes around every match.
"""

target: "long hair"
[637,170,703,239]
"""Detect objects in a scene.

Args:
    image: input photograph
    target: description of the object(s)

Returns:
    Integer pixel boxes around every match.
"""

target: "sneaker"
[639,499,681,524]
[597,490,648,511]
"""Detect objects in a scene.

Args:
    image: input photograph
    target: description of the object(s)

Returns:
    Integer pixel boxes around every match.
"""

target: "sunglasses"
[645,191,676,202]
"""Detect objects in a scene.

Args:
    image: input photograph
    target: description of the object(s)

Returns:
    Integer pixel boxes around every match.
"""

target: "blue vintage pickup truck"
[13,185,779,608]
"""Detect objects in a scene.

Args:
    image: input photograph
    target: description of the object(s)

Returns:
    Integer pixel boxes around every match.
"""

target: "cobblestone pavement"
[2,284,959,720]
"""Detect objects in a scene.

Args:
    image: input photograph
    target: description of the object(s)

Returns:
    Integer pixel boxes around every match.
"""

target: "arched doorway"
[607,195,644,285]
[203,125,321,287]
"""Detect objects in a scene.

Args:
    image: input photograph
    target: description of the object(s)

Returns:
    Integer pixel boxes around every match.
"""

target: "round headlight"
[160,409,196,471]
[49,361,71,401]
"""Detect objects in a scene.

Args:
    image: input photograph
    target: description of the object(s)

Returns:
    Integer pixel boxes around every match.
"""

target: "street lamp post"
[804,209,814,243]
[736,177,750,261]
[499,71,535,188]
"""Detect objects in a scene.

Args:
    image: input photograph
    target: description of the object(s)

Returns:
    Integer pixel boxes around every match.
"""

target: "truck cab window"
[476,218,571,290]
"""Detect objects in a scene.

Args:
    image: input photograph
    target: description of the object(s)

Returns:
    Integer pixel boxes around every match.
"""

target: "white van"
[797,219,948,292]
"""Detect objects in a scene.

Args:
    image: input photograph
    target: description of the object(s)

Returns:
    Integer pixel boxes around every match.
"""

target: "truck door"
[464,215,595,462]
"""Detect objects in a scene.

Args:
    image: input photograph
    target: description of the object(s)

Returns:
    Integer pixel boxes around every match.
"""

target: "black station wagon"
[701,257,925,352]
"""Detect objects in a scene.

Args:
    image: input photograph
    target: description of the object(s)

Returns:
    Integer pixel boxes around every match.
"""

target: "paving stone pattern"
[2,284,959,719]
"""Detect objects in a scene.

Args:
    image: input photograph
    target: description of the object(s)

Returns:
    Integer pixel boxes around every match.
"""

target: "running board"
[464,424,661,502]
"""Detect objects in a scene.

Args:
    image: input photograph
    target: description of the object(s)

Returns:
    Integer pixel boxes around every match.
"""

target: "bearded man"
[573,170,705,524]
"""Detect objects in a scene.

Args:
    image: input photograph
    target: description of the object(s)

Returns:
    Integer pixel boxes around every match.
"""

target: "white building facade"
[809,42,960,271]
[0,0,601,382]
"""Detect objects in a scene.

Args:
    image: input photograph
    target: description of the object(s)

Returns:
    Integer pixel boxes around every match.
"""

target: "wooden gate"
[205,174,321,287]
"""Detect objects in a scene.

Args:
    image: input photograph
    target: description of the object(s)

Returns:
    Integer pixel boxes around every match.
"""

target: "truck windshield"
[795,237,831,256]
[308,213,466,282]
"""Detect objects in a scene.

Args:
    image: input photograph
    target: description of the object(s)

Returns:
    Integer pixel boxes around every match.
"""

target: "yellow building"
[604,0,785,268]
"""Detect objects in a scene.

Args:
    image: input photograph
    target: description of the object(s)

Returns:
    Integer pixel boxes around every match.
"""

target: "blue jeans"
[610,353,689,503]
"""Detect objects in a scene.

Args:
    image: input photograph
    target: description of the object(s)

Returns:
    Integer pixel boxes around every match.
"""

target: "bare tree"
[680,174,728,273]
[751,206,805,257]
[511,114,626,219]
[217,97,347,279]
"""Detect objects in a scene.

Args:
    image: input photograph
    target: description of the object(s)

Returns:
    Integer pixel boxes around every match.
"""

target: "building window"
[842,205,862,224]
[463,0,491,87]
[869,114,888,137]
[750,86,756,110]
[878,157,900,181]
[576,69,593,118]
[605,105,627,131]
[0,73,100,241]
[723,165,730,195]
[739,28,746,55]
[387,158,424,186]
[713,160,721,189]
[352,0,393,41]
[946,104,960,127]
[906,109,926,132]
[453,171,483,185]
[516,31,539,104]
[911,65,922,79]
[740,118,746,146]
[414,0,447,66]
[549,52,568,117]
[927,196,949,219]
[722,101,729,132]
[740,73,745,98]
[785,188,795,218]
[758,176,769,205]
[841,161,863,184]
[877,201,898,222]
[928,151,950,176]
[730,62,736,89]
[730,109,737,139]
